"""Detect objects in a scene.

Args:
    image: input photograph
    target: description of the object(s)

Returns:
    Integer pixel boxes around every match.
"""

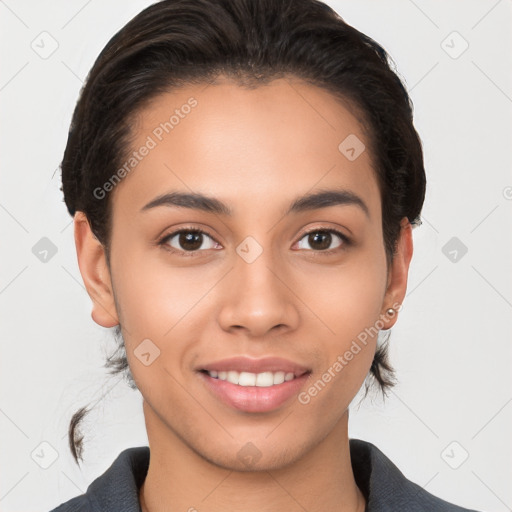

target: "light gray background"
[1,1,511,511]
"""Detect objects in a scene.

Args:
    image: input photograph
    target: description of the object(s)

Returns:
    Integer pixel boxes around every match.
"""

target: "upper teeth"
[207,370,295,387]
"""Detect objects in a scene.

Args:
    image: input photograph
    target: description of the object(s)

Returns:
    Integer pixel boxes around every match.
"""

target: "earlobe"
[73,211,119,328]
[381,217,414,329]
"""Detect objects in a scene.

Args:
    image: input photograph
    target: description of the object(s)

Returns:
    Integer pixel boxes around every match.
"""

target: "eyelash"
[157,225,352,257]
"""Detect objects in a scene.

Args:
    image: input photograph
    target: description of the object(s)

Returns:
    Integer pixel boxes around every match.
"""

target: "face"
[76,76,411,471]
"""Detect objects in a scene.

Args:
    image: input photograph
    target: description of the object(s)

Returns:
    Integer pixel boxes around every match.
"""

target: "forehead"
[111,76,380,220]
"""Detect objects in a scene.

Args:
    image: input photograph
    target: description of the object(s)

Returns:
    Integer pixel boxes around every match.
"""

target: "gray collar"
[51,439,479,511]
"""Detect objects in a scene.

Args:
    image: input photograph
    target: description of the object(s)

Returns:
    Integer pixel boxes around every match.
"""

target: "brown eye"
[296,229,349,252]
[176,231,203,251]
[307,231,332,250]
[160,229,220,253]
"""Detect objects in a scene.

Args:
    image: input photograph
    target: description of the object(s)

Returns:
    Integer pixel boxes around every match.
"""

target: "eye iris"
[309,231,331,250]
[180,231,203,251]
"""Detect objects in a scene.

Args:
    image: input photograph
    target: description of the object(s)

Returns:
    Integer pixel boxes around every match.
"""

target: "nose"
[217,248,300,339]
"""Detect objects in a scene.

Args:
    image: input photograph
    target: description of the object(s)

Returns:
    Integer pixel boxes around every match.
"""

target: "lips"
[196,356,311,413]
[198,356,310,376]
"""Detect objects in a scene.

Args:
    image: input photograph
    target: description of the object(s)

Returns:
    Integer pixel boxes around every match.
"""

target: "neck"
[139,402,365,512]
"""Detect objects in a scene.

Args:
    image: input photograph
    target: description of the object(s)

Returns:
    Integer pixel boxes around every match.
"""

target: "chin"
[190,432,315,473]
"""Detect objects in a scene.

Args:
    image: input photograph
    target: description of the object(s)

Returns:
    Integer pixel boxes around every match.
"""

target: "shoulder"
[48,494,92,512]
[48,446,150,512]
[349,438,481,512]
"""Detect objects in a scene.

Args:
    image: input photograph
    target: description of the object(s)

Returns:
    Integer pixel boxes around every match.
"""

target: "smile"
[203,370,297,387]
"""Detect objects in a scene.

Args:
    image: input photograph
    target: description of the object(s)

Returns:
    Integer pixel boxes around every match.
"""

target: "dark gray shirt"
[49,438,481,511]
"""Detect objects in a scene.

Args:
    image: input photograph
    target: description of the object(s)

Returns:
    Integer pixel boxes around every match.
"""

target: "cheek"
[110,251,218,384]
[298,251,387,344]
[296,246,386,399]
[111,246,208,335]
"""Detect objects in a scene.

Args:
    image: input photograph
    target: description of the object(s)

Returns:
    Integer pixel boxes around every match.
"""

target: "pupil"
[180,231,202,251]
[309,231,331,250]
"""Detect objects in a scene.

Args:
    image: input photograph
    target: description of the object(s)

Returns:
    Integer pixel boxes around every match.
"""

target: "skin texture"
[74,76,413,512]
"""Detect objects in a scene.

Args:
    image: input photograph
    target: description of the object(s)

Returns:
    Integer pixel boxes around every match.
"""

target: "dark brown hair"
[61,0,426,464]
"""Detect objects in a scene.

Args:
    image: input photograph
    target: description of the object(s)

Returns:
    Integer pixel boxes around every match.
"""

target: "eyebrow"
[140,187,370,218]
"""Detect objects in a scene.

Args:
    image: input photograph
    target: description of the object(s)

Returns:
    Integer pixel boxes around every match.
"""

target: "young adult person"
[50,1,481,510]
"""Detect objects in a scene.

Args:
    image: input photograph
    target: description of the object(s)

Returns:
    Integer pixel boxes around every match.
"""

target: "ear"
[73,211,119,328]
[381,217,414,329]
